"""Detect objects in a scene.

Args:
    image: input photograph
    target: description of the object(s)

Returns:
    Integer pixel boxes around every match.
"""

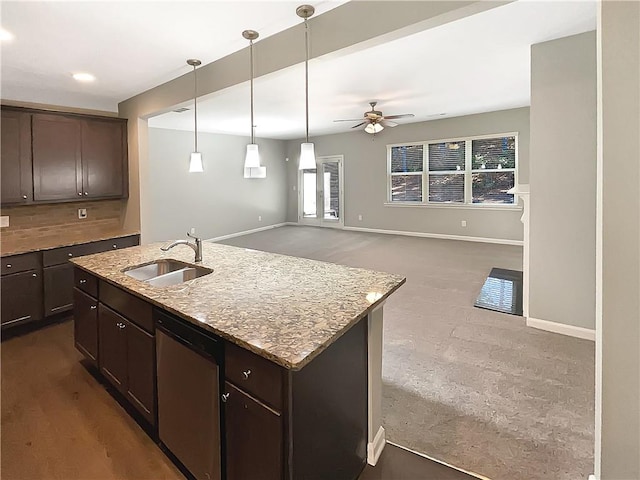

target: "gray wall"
[146,128,287,242]
[598,2,640,478]
[529,31,596,330]
[286,108,529,242]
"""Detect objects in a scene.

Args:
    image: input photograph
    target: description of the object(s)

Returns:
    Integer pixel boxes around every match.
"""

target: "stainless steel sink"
[124,259,212,286]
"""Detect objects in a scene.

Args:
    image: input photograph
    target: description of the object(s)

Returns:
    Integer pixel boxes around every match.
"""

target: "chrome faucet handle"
[186,231,201,241]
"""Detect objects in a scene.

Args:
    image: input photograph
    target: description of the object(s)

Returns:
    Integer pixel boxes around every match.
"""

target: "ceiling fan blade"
[334,118,365,122]
[381,120,398,128]
[351,122,367,129]
[383,114,415,120]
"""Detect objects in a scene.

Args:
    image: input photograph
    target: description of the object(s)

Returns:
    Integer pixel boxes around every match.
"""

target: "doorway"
[298,155,344,228]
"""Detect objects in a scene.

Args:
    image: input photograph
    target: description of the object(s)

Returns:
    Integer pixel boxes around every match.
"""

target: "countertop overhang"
[71,242,405,370]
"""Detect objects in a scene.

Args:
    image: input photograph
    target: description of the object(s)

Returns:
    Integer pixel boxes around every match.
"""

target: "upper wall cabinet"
[32,113,128,202]
[1,109,33,205]
[1,106,128,206]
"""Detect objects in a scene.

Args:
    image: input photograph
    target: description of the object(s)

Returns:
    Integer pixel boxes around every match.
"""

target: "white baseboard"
[367,426,386,466]
[527,317,595,341]
[342,225,523,246]
[205,222,287,243]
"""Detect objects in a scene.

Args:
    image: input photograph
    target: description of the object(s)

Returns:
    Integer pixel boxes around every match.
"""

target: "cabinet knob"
[242,369,252,380]
[90,305,97,310]
[32,273,37,278]
[68,253,73,257]
[119,323,126,329]
[79,279,87,284]
[22,195,27,199]
[78,192,82,196]
[112,244,117,249]
[84,192,88,196]
[221,393,230,403]
[6,264,11,269]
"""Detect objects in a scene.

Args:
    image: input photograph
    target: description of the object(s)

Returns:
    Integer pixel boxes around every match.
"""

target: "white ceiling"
[0,0,348,112]
[149,0,597,140]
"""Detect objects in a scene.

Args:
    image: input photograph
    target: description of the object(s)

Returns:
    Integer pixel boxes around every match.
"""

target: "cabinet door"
[81,119,126,198]
[73,288,98,366]
[32,114,82,201]
[43,263,74,316]
[224,382,282,480]
[98,304,128,393]
[0,270,43,328]
[1,109,33,205]
[126,319,155,425]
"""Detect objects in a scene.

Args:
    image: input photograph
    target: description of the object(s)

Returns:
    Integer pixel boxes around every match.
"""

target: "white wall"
[529,31,597,331]
[596,1,640,478]
[146,128,287,242]
[286,108,529,243]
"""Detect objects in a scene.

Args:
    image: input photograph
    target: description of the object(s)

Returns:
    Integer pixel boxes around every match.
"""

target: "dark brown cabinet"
[43,263,74,316]
[74,288,99,365]
[2,106,128,205]
[32,113,83,202]
[224,381,283,480]
[98,304,128,392]
[1,270,43,328]
[1,109,33,205]
[125,320,155,423]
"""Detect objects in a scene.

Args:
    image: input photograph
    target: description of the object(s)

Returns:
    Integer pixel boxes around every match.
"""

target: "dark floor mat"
[474,267,523,316]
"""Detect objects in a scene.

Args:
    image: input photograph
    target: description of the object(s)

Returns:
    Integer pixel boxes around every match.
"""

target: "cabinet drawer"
[74,268,98,298]
[43,243,96,267]
[2,252,41,275]
[225,342,283,410]
[92,235,139,253]
[100,280,153,333]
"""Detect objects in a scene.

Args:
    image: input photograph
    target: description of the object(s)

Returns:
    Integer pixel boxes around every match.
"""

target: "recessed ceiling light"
[73,72,96,82]
[0,28,15,42]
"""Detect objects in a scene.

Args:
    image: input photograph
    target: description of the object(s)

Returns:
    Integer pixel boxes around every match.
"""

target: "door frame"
[297,155,344,228]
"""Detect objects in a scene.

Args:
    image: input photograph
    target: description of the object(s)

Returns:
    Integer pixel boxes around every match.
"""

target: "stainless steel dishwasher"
[155,309,223,480]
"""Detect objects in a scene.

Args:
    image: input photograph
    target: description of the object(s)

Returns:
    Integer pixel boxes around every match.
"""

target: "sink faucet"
[161,232,203,262]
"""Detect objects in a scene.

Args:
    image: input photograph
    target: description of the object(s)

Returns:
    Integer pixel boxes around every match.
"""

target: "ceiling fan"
[334,102,415,134]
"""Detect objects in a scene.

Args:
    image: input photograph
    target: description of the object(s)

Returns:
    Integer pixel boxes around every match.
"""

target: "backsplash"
[1,199,126,249]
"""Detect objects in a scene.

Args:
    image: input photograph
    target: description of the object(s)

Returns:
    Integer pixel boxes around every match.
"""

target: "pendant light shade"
[297,5,315,170]
[365,123,384,134]
[244,143,260,168]
[299,142,316,170]
[187,59,203,173]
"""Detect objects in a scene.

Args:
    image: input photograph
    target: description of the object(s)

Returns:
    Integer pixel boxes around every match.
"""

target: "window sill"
[383,202,522,212]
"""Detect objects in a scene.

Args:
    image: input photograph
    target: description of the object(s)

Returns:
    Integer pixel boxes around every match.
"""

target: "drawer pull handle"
[79,279,87,284]
[68,253,73,257]
[6,264,11,268]
[90,305,97,310]
[32,273,37,278]
[221,393,230,403]
[22,195,27,199]
[242,369,252,380]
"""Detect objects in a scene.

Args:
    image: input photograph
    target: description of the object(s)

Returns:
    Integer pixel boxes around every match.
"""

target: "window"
[387,134,517,206]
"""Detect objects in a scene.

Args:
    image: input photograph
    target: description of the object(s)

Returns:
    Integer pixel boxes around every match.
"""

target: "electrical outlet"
[78,208,87,219]
[358,214,363,221]
[461,220,467,227]
[258,215,262,222]
[0,216,9,228]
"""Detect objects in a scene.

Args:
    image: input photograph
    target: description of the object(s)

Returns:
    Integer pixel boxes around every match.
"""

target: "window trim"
[386,132,520,208]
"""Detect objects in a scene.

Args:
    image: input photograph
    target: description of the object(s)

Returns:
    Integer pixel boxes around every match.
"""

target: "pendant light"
[297,5,316,170]
[243,30,260,170]
[187,59,204,173]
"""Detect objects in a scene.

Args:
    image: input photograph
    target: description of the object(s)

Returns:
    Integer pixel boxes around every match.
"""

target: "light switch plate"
[0,216,9,228]
[78,208,87,219]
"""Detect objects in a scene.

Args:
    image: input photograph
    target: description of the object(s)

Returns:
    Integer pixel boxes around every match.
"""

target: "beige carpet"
[221,225,595,480]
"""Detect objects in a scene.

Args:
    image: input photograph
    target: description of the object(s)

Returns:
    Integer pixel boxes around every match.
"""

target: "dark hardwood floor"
[1,320,477,480]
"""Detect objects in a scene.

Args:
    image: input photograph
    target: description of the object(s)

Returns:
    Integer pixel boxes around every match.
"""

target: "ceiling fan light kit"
[297,4,316,170]
[334,101,415,135]
[242,29,266,178]
[187,59,204,173]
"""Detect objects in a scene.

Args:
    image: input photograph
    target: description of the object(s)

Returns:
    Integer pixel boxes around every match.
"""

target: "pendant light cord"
[304,18,309,143]
[193,63,198,152]
[250,39,255,144]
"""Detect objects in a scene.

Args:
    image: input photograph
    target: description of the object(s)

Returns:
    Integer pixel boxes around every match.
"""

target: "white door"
[298,155,344,227]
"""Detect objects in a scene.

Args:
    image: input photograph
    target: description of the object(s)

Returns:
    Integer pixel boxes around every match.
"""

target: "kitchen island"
[71,241,405,480]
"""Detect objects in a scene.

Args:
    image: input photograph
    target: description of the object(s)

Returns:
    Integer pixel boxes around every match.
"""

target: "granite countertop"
[1,230,140,256]
[71,242,405,370]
